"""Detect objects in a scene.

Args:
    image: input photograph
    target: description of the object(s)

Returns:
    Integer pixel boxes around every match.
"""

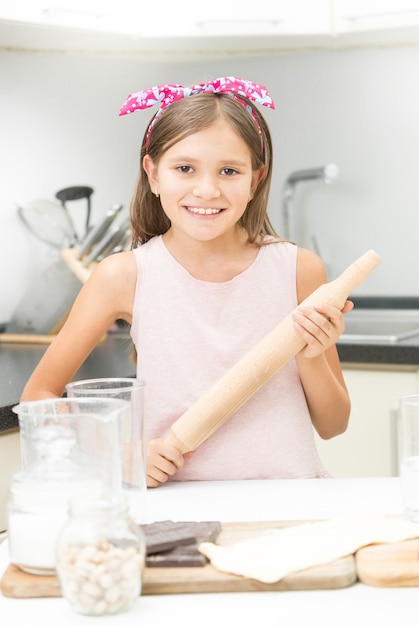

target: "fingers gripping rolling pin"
[165,249,381,454]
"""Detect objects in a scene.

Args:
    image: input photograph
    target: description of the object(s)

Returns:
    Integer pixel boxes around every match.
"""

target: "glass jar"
[7,424,103,575]
[56,493,145,616]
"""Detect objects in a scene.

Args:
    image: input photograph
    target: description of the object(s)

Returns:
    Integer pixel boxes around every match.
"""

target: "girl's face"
[143,117,264,243]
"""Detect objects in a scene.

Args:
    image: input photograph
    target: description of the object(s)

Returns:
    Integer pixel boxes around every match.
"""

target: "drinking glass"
[66,378,147,522]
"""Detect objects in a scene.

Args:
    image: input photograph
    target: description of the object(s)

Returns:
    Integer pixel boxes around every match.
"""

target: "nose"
[192,174,221,200]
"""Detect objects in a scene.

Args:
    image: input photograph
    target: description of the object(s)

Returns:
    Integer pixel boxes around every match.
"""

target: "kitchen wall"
[1,42,419,325]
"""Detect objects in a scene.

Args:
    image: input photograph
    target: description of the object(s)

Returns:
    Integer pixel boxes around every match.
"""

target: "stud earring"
[155,191,159,199]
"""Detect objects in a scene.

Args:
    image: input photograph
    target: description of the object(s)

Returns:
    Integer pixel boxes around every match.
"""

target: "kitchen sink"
[339,309,419,344]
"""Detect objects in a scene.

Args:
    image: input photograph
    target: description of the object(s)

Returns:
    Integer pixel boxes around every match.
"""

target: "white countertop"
[1,477,418,626]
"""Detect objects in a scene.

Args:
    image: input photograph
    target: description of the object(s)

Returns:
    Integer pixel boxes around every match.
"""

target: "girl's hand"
[146,438,190,487]
[292,300,354,359]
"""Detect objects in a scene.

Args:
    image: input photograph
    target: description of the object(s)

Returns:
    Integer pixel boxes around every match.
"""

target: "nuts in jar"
[56,493,145,616]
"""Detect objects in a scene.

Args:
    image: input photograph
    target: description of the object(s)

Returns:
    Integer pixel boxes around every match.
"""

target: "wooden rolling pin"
[165,249,381,454]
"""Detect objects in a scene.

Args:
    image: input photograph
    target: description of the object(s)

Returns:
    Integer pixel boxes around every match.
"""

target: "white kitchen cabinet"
[0,1,332,37]
[154,0,332,37]
[314,366,419,478]
[335,0,419,34]
[3,0,419,55]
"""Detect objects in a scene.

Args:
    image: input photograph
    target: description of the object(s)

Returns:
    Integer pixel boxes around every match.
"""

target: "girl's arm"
[21,249,186,488]
[293,247,353,440]
[20,251,137,400]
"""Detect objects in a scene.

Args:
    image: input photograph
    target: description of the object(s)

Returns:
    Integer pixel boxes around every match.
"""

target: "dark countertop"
[337,338,419,367]
[337,296,419,367]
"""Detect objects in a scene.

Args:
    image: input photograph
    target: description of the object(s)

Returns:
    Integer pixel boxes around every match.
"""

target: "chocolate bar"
[146,545,208,567]
[141,520,200,555]
[140,520,222,567]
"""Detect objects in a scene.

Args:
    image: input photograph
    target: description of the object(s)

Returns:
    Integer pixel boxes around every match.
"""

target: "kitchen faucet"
[281,163,339,241]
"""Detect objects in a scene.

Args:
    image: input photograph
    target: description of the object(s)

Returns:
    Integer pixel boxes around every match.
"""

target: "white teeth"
[188,207,221,215]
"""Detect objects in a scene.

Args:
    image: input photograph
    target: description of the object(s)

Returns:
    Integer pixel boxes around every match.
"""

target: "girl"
[21,77,352,487]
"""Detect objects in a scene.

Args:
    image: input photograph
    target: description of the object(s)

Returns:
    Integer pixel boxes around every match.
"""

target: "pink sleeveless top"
[131,236,329,480]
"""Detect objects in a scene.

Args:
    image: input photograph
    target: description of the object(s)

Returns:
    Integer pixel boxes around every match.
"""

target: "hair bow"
[119,77,275,152]
[118,77,275,118]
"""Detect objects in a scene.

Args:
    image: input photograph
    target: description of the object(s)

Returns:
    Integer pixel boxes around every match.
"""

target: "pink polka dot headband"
[118,76,275,151]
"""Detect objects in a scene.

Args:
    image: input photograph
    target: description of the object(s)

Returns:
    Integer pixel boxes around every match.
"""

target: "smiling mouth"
[186,207,223,215]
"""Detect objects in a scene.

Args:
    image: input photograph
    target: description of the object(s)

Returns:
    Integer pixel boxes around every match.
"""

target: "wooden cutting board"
[356,538,419,587]
[0,521,356,597]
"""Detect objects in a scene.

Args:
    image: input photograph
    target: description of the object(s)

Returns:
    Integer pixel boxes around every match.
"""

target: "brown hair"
[130,92,280,247]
